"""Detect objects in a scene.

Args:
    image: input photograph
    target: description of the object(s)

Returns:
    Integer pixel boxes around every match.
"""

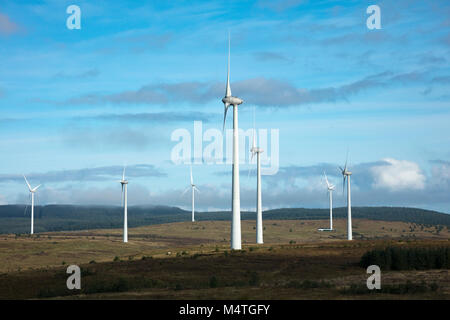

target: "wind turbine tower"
[23,175,41,235]
[251,129,264,244]
[319,172,335,231]
[189,166,200,222]
[340,156,353,240]
[119,167,128,243]
[222,33,244,250]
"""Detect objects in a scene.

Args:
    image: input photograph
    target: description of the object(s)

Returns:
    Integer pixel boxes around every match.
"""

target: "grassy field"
[0,218,448,299]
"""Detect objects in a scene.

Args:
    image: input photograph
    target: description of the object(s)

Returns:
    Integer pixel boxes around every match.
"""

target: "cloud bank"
[0,164,166,184]
[3,158,450,214]
[43,70,437,108]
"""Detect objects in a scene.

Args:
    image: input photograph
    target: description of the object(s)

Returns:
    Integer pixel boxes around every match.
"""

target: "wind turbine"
[119,166,128,243]
[318,172,335,232]
[23,175,41,234]
[339,154,353,240]
[222,32,244,250]
[250,113,264,244]
[183,166,200,222]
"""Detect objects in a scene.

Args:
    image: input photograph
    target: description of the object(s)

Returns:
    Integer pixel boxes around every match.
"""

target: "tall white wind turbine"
[23,175,41,235]
[119,166,128,243]
[222,32,244,250]
[339,154,353,240]
[250,115,264,244]
[183,166,200,222]
[319,172,335,231]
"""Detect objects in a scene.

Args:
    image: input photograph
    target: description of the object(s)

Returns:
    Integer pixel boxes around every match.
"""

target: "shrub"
[248,271,260,286]
[112,278,129,292]
[174,283,183,291]
[209,276,218,288]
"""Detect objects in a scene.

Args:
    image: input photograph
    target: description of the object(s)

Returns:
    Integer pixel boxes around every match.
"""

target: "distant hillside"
[0,205,449,234]
[263,207,450,226]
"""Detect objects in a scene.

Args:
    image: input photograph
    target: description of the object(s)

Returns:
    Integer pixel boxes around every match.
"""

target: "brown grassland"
[0,218,448,299]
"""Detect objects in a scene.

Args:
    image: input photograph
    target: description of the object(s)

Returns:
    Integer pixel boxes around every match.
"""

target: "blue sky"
[0,0,449,213]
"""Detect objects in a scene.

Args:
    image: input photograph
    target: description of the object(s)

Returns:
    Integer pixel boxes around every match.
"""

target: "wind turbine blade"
[344,149,349,171]
[181,186,190,196]
[222,105,229,132]
[250,129,256,162]
[190,166,193,185]
[24,195,30,216]
[252,130,256,151]
[121,184,124,207]
[247,163,253,182]
[225,31,231,97]
[194,186,200,193]
[342,176,346,197]
[324,171,330,188]
[250,106,256,163]
[23,175,32,192]
[122,165,126,181]
[252,106,256,148]
[32,185,41,192]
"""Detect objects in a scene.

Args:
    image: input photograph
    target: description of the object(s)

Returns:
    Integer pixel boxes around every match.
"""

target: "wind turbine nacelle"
[222,96,243,106]
[251,147,263,154]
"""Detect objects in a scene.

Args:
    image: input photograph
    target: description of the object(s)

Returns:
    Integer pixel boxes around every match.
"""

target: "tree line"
[360,246,450,270]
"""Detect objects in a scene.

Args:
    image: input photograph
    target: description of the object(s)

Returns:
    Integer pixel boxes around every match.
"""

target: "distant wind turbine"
[318,172,335,232]
[119,166,128,243]
[23,175,41,234]
[222,32,244,250]
[183,166,200,222]
[250,112,264,244]
[339,153,353,240]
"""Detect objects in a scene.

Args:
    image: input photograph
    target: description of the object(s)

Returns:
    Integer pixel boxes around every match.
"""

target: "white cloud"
[370,158,426,191]
[430,160,450,186]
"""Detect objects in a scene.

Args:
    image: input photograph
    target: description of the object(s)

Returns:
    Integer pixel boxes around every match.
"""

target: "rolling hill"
[0,205,449,234]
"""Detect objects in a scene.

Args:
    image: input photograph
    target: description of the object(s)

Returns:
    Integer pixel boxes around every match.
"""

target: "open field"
[0,218,448,299]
